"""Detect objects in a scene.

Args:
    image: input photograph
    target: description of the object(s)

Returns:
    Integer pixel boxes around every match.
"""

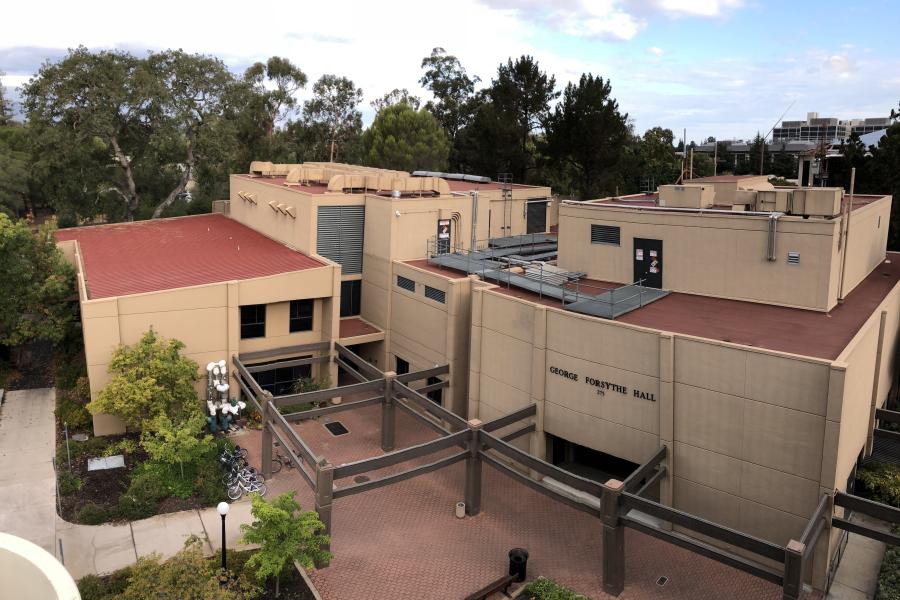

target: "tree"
[0,71,11,126]
[243,57,307,137]
[636,127,681,187]
[240,492,331,597]
[488,56,559,181]
[23,47,240,221]
[122,537,259,600]
[419,48,480,146]
[146,50,237,218]
[544,74,628,199]
[363,103,449,172]
[0,126,29,217]
[303,75,363,162]
[0,215,74,346]
[141,413,215,479]
[370,88,420,113]
[88,330,200,429]
[23,48,154,221]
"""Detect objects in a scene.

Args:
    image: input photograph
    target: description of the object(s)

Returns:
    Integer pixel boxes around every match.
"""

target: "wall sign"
[548,365,656,401]
[437,219,451,240]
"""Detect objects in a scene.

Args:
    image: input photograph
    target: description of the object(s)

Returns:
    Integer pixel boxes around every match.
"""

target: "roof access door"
[633,238,663,289]
[526,199,547,234]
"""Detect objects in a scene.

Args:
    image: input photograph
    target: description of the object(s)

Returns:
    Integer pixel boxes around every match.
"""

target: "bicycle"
[271,441,296,474]
[223,465,264,486]
[227,474,267,500]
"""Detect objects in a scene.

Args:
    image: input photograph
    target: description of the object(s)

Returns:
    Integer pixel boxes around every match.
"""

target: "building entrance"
[547,433,639,484]
[526,200,547,234]
[633,238,663,288]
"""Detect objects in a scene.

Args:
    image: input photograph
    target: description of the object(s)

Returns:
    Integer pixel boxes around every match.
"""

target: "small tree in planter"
[88,329,200,429]
[240,492,331,597]
[141,413,215,480]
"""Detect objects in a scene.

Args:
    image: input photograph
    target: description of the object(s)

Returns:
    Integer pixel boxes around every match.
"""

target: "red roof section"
[234,174,330,194]
[56,214,323,299]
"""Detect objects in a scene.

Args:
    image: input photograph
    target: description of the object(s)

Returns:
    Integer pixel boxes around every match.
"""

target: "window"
[289,299,314,332]
[591,224,621,245]
[395,356,409,376]
[240,304,266,339]
[426,376,443,405]
[396,275,415,292]
[340,280,361,317]
[424,285,446,304]
[251,360,312,396]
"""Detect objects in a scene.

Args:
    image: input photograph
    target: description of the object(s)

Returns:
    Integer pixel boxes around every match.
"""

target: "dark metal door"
[526,201,547,234]
[633,238,663,289]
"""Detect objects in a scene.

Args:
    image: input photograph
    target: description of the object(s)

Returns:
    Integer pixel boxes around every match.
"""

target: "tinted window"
[289,300,314,332]
[395,356,409,375]
[340,280,361,317]
[240,304,266,339]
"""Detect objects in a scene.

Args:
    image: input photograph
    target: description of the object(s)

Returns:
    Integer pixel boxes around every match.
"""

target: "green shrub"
[56,391,92,432]
[856,463,900,507]
[524,577,589,600]
[58,470,82,496]
[77,503,110,525]
[77,567,131,600]
[877,526,900,600]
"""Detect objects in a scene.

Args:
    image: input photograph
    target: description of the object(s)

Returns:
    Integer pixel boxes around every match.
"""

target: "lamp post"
[217,501,230,572]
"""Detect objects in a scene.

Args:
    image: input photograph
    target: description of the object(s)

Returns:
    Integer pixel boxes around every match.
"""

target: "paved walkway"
[826,513,889,600]
[55,501,257,579]
[0,388,57,552]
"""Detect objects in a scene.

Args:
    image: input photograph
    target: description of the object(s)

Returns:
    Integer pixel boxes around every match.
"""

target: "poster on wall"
[635,249,644,261]
[437,219,451,254]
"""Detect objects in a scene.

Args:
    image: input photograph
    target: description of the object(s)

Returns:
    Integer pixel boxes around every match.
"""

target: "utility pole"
[713,141,718,177]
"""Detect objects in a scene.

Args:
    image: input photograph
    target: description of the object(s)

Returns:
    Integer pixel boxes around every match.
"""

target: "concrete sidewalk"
[0,388,57,553]
[826,513,889,600]
[55,500,256,579]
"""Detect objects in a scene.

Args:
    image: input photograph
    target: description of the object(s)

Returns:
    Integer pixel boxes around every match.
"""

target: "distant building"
[773,112,891,144]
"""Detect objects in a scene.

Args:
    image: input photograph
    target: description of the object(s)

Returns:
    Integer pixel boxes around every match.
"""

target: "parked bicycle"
[271,441,296,474]
[227,471,267,500]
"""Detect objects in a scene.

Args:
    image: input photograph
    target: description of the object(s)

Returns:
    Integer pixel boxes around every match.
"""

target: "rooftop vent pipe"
[766,212,784,261]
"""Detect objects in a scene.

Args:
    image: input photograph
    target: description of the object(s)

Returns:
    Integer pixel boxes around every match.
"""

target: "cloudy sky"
[2,0,898,141]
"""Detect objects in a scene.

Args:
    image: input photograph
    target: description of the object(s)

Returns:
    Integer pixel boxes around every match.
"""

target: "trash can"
[508,548,529,582]
[455,501,466,518]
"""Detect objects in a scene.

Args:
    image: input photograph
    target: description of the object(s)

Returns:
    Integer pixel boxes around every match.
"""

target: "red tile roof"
[56,214,323,299]
[339,317,383,339]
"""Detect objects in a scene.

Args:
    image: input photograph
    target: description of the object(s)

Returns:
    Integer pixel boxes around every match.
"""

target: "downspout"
[767,212,784,261]
[838,168,856,303]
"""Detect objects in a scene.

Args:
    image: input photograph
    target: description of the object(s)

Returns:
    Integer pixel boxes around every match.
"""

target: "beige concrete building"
[59,164,897,592]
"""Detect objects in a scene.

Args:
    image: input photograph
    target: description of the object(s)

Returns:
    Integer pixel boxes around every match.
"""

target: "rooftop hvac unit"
[658,184,714,208]
[802,188,842,217]
[757,190,793,213]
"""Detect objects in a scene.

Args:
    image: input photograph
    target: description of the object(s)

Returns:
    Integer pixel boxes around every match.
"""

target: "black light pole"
[217,501,230,572]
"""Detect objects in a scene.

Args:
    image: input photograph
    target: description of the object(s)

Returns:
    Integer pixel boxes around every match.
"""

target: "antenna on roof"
[760,99,797,175]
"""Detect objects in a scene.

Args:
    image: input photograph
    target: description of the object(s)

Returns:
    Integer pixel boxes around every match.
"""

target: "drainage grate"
[354,475,370,484]
[656,576,669,587]
[324,421,349,436]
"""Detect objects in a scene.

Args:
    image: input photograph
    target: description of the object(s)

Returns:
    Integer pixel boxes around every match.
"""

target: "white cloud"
[647,46,664,56]
[650,0,743,17]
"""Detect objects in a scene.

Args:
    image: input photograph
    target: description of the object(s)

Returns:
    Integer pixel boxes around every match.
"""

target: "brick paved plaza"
[239,403,818,600]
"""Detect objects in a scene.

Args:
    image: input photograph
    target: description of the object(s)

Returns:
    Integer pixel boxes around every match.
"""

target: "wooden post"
[464,419,483,516]
[381,371,396,452]
[261,390,273,480]
[601,479,625,596]
[315,459,334,550]
[782,539,805,600]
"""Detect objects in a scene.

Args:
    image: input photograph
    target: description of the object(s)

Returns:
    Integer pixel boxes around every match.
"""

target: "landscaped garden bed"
[77,545,316,600]
[77,491,329,600]
[53,330,242,524]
